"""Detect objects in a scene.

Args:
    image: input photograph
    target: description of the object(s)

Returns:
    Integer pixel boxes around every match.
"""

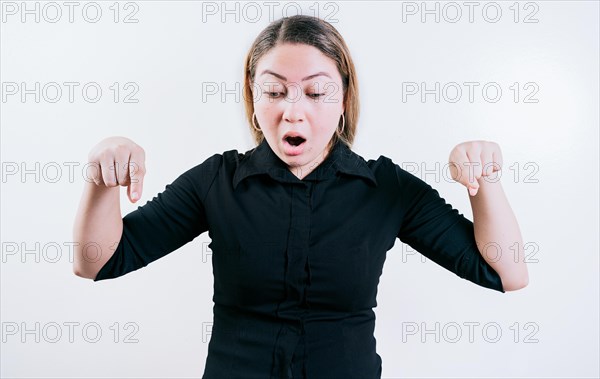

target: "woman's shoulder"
[185,145,251,169]
[347,148,399,175]
[176,145,257,181]
[350,149,434,192]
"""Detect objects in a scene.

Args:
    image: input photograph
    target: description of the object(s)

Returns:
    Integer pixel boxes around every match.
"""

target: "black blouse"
[94,138,505,378]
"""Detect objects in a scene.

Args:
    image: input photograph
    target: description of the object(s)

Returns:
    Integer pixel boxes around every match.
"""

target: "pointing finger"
[127,148,146,202]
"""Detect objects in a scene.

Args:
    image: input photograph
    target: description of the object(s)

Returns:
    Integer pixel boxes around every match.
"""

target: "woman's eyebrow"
[259,70,331,82]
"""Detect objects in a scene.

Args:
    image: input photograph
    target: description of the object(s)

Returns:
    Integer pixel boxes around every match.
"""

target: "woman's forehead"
[255,44,340,83]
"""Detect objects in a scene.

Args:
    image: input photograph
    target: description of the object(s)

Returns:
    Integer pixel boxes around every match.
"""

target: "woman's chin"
[280,154,309,175]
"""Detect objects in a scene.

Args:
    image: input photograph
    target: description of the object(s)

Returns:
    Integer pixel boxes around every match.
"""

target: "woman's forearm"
[72,180,123,279]
[469,178,529,291]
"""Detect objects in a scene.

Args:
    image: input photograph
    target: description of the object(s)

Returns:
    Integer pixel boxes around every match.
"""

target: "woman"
[73,15,528,379]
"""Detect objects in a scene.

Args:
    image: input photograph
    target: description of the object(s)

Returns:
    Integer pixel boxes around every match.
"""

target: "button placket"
[282,183,311,308]
[273,181,312,377]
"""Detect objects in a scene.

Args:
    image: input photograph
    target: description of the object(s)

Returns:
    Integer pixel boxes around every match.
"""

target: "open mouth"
[284,136,306,146]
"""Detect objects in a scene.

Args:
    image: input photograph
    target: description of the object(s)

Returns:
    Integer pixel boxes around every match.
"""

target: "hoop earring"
[337,113,345,136]
[252,112,261,132]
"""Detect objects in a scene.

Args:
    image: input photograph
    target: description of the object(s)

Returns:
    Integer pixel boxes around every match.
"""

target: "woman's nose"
[282,84,306,123]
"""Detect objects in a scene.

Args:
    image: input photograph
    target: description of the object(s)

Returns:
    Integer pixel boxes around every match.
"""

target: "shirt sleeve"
[394,164,505,293]
[94,153,222,281]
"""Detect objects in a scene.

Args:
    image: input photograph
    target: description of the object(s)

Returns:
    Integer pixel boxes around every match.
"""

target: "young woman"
[73,15,528,379]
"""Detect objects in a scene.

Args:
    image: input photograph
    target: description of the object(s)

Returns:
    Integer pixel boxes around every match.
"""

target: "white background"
[1,1,598,378]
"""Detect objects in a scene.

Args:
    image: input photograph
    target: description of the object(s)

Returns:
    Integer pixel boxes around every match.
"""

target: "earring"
[252,112,261,132]
[337,113,345,136]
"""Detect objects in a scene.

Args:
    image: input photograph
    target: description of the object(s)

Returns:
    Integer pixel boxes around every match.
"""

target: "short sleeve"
[94,153,222,281]
[395,165,505,293]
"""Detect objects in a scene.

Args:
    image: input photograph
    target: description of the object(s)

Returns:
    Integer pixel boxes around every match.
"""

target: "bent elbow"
[72,264,96,280]
[502,274,529,292]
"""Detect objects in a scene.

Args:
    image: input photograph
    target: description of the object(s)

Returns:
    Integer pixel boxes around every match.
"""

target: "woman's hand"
[87,136,146,203]
[448,140,503,196]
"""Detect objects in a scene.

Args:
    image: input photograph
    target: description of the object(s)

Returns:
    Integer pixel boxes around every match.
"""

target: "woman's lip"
[282,133,307,140]
[284,136,306,141]
[282,137,306,156]
[283,135,307,147]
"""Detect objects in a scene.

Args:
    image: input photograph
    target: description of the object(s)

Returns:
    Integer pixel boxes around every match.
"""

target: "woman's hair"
[243,15,359,150]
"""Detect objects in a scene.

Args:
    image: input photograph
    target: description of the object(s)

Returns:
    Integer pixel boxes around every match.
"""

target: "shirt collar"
[233,139,378,189]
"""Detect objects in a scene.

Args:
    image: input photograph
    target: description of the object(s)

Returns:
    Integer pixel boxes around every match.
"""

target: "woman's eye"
[264,92,283,98]
[262,92,325,99]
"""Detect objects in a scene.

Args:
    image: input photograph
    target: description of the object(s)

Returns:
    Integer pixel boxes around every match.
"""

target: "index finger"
[128,148,146,201]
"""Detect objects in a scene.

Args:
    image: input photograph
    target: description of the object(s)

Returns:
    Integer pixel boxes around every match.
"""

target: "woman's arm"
[73,182,123,279]
[449,140,529,291]
[469,178,528,291]
[73,136,146,279]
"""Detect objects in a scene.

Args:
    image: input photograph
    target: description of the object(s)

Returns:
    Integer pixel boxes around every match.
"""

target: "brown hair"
[243,15,359,150]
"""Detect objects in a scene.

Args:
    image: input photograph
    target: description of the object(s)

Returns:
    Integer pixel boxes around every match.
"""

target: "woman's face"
[253,43,345,179]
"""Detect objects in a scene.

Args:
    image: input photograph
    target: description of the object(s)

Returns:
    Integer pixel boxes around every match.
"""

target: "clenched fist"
[87,136,146,203]
[448,140,503,197]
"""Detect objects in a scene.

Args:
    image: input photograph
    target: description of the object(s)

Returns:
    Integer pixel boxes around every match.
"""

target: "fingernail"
[132,192,138,200]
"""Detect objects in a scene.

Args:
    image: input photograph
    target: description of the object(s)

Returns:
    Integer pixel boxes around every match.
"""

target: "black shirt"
[94,138,505,378]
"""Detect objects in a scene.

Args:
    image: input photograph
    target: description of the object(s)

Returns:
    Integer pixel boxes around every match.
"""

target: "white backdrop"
[1,1,598,378]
